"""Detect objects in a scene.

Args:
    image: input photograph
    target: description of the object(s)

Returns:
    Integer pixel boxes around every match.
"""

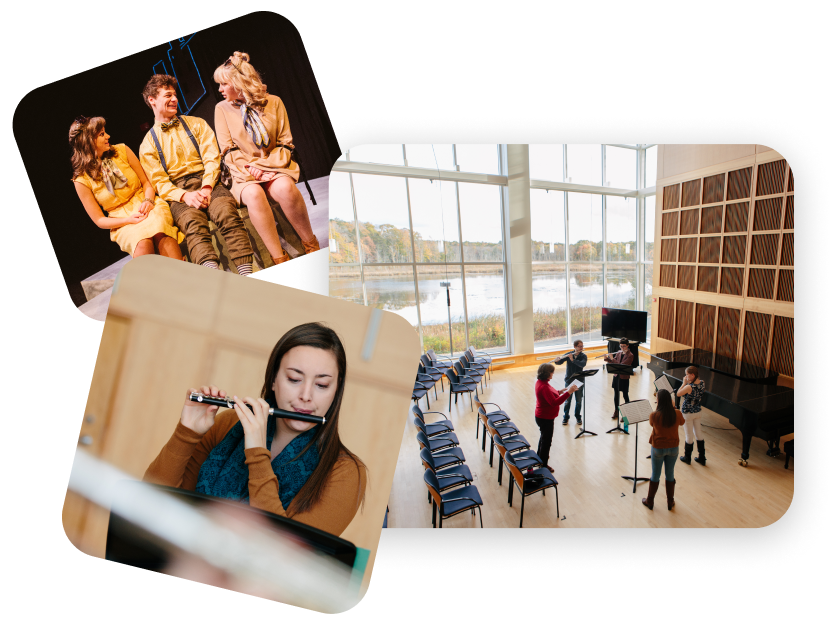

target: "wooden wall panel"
[682,180,701,207]
[720,267,744,296]
[699,236,721,263]
[678,237,698,263]
[753,197,783,231]
[677,265,695,290]
[661,211,679,236]
[747,268,776,299]
[700,205,723,234]
[749,233,779,266]
[661,238,678,262]
[722,235,747,265]
[697,266,718,293]
[694,304,716,351]
[716,307,740,359]
[660,264,676,288]
[702,173,725,205]
[727,167,752,200]
[755,159,786,196]
[658,298,675,340]
[675,300,694,346]
[663,184,680,210]
[770,315,794,377]
[780,232,793,266]
[725,202,749,233]
[784,195,794,229]
[680,208,700,235]
[742,311,772,370]
[776,269,794,302]
[787,168,794,192]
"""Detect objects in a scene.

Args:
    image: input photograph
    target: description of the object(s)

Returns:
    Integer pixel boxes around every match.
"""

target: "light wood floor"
[387,354,794,528]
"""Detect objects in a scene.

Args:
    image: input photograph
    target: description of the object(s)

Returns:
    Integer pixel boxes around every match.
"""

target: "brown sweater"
[144,410,366,536]
[648,409,686,449]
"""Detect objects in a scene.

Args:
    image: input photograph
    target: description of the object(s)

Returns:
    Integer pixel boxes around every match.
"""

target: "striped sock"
[237,263,253,276]
[201,260,219,270]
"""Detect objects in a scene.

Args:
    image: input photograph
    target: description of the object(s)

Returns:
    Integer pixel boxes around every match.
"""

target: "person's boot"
[302,235,320,255]
[272,250,291,264]
[680,442,693,464]
[666,480,676,510]
[694,440,706,465]
[642,480,660,510]
[612,408,619,420]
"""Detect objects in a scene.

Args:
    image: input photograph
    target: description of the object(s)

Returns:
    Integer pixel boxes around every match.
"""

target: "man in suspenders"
[139,75,254,275]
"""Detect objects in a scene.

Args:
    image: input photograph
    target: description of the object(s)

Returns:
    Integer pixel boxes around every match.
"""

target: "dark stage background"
[14,11,341,307]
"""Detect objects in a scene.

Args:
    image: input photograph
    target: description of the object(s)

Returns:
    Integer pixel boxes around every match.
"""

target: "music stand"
[619,400,653,493]
[568,369,599,439]
[605,363,633,434]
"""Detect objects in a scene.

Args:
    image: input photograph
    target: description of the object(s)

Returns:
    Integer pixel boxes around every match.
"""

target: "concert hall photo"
[329,144,794,528]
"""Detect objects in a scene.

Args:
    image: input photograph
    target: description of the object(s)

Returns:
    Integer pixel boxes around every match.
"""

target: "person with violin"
[604,337,634,419]
[553,340,587,425]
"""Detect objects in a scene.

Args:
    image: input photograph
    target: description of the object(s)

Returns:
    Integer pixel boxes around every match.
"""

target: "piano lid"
[651,348,781,383]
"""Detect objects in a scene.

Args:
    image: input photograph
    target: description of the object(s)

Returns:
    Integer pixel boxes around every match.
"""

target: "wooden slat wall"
[694,304,716,350]
[680,208,700,235]
[784,195,794,229]
[662,211,679,236]
[787,168,794,192]
[702,173,725,204]
[716,307,741,359]
[720,267,744,296]
[697,266,718,293]
[700,205,723,234]
[747,268,776,299]
[675,300,694,346]
[699,236,721,263]
[658,297,675,340]
[661,238,678,262]
[755,159,786,196]
[770,315,794,377]
[660,264,676,288]
[677,265,695,290]
[777,269,794,302]
[678,237,698,263]
[724,201,749,233]
[722,235,747,264]
[663,184,680,210]
[742,311,772,368]
[682,179,701,207]
[780,232,794,266]
[727,166,752,200]
[750,233,779,266]
[753,198,783,231]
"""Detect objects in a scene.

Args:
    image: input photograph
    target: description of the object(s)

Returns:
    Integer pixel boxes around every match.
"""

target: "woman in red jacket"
[534,363,578,472]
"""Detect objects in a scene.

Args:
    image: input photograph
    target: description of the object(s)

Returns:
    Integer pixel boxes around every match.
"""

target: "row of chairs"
[413,404,484,528]
[413,348,493,412]
[472,393,560,528]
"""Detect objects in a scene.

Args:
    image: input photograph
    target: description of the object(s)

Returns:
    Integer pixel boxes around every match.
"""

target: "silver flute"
[188,392,325,424]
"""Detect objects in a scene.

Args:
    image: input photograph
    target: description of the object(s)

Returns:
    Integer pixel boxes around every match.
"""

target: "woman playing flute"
[145,322,367,536]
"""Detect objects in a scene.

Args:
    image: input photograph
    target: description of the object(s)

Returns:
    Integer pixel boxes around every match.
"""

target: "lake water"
[331,272,637,326]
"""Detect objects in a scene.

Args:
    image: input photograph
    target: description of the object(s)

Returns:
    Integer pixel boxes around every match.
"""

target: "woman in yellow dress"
[70,116,183,258]
[213,52,319,265]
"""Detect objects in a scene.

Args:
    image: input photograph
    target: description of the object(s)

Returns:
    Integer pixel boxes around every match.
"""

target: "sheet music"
[567,379,584,391]
[619,400,653,424]
[654,376,674,394]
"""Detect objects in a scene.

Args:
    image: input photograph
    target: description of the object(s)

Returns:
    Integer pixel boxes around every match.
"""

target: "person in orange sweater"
[642,389,686,511]
[145,322,367,536]
[534,363,578,473]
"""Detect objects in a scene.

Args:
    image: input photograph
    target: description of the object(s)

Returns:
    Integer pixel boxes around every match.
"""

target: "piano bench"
[784,439,794,469]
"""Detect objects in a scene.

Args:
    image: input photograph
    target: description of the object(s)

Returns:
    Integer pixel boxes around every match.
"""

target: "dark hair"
[573,339,583,347]
[69,116,115,181]
[654,389,677,428]
[142,74,178,108]
[685,365,700,380]
[619,337,629,345]
[537,363,555,381]
[261,322,366,516]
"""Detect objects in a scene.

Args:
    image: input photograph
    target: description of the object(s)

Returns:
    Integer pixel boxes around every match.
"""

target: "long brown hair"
[654,389,677,428]
[261,322,366,516]
[69,116,114,181]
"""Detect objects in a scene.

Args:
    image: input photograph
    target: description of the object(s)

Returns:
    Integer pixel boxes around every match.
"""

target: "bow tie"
[161,118,179,131]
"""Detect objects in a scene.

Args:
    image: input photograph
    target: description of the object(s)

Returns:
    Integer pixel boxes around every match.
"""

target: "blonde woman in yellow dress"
[213,52,319,265]
[70,116,183,259]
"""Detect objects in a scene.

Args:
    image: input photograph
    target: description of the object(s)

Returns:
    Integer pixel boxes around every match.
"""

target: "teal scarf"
[195,400,320,510]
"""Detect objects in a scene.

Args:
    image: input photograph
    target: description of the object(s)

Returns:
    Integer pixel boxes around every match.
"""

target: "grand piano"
[647,348,793,466]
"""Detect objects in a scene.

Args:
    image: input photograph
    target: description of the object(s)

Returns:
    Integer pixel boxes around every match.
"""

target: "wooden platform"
[388,353,793,528]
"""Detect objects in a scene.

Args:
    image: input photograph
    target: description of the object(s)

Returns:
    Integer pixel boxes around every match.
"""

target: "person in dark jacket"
[553,340,587,425]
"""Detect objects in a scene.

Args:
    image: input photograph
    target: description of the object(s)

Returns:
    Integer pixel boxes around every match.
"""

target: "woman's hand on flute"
[181,385,225,434]
[234,395,270,450]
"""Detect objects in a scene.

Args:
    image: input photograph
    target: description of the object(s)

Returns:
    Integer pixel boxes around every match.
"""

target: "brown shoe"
[612,410,619,419]
[665,480,676,510]
[642,480,660,510]
[272,252,290,265]
[302,236,320,255]
[546,465,555,473]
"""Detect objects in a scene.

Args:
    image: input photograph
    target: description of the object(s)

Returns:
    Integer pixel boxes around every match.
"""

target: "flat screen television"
[601,307,648,343]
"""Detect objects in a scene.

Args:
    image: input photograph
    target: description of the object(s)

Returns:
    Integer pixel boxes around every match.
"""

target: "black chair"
[416,430,459,454]
[784,439,794,469]
[468,345,493,375]
[416,366,438,402]
[419,361,444,394]
[444,368,474,411]
[412,379,432,410]
[477,407,520,456]
[455,359,484,391]
[414,417,455,441]
[424,469,484,528]
[473,392,510,439]
[504,451,559,528]
[420,354,446,392]
[412,404,454,436]
[427,349,455,373]
[420,446,465,472]
[419,451,473,503]
[485,420,530,468]
[493,433,541,486]
[463,350,490,380]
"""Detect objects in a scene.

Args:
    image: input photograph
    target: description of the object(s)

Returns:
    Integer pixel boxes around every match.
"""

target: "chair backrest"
[420,354,432,368]
[468,346,477,357]
[444,368,458,384]
[477,408,489,429]
[418,362,429,376]
[454,361,466,376]
[502,450,525,488]
[486,419,500,439]
[423,469,444,507]
[427,349,437,362]
[412,404,425,423]
[415,430,430,450]
[473,394,485,412]
[492,433,508,459]
[413,417,428,436]
[463,351,475,364]
[419,447,437,471]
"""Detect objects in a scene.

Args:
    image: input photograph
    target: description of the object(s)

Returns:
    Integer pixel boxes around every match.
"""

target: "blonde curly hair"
[213,51,269,109]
